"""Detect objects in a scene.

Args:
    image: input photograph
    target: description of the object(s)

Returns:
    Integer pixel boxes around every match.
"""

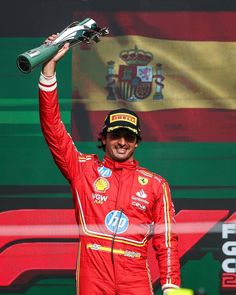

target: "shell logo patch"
[138,176,149,185]
[93,177,110,193]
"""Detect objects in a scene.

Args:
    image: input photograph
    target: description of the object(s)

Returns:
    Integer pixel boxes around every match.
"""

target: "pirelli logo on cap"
[110,113,137,126]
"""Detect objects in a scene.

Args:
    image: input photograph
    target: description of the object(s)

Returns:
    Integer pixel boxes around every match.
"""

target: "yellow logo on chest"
[93,177,110,193]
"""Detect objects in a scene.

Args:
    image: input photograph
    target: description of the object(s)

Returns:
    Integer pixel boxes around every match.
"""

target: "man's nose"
[117,137,126,145]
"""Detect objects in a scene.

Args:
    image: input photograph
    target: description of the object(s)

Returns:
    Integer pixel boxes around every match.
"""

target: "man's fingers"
[52,42,70,62]
[44,33,59,44]
[63,42,70,50]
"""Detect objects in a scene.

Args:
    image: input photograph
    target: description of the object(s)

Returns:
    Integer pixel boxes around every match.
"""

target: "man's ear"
[101,135,106,145]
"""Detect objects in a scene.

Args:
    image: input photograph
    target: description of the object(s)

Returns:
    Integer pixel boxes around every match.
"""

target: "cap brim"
[106,125,139,135]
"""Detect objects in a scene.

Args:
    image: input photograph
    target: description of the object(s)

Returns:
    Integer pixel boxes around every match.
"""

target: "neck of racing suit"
[103,156,138,170]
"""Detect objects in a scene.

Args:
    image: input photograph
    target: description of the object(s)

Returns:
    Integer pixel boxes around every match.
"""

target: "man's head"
[98,108,142,162]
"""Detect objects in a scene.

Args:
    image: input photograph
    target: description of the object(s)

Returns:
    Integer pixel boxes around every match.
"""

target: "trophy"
[16,18,109,74]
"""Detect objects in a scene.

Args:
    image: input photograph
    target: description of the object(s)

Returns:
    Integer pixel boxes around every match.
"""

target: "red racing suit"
[39,74,181,295]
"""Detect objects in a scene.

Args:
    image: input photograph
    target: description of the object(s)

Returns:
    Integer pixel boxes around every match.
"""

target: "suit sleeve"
[38,73,81,183]
[152,179,181,293]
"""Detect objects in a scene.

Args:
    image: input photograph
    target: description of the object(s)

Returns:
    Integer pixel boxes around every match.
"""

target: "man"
[39,36,181,294]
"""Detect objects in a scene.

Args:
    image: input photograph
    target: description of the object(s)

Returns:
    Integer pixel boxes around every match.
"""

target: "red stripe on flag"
[72,108,236,142]
[74,11,236,41]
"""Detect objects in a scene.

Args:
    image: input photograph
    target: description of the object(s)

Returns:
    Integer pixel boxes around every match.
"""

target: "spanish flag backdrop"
[71,11,236,142]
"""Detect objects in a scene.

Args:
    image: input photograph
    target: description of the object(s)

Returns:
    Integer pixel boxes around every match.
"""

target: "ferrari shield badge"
[138,176,149,185]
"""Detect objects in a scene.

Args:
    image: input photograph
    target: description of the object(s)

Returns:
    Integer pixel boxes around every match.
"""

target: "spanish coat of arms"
[106,46,165,101]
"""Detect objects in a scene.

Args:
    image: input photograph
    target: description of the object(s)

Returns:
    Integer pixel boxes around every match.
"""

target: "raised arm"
[39,36,80,182]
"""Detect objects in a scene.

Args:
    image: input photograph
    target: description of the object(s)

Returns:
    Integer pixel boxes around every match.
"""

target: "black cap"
[102,108,141,135]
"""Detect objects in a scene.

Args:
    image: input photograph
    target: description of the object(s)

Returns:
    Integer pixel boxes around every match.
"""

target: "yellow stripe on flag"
[72,36,236,111]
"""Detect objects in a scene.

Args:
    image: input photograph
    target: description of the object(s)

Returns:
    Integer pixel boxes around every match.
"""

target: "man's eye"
[109,131,136,142]
[110,133,120,139]
[125,134,136,142]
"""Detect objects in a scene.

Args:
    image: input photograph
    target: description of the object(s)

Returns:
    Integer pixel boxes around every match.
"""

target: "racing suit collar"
[103,156,138,170]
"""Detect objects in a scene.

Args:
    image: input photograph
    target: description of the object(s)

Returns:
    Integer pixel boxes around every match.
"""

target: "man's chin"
[113,152,132,162]
[114,155,128,162]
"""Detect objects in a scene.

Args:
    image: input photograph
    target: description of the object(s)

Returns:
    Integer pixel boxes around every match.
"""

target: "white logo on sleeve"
[136,189,147,199]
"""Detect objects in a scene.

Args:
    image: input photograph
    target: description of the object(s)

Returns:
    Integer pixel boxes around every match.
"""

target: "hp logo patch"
[105,210,129,234]
[98,166,112,177]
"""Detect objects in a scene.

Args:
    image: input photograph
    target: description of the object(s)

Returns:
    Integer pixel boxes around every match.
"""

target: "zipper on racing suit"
[111,167,136,294]
[111,207,124,295]
[111,208,124,265]
[112,167,125,294]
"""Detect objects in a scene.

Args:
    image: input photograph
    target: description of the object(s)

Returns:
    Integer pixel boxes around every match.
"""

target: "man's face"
[102,128,138,162]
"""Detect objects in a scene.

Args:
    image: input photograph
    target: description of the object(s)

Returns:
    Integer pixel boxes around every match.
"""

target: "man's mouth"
[116,148,127,154]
